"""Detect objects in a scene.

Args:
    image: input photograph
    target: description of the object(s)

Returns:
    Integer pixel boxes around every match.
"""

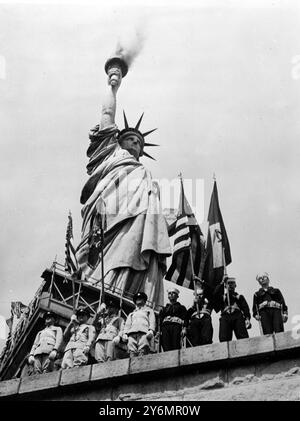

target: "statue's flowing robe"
[76,124,171,309]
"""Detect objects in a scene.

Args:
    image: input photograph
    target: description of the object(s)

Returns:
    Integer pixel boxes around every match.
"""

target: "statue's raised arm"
[100,57,128,129]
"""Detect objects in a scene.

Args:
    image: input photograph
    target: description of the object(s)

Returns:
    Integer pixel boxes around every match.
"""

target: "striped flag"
[202,180,232,289]
[11,301,27,319]
[166,177,206,290]
[173,214,191,253]
[65,212,79,276]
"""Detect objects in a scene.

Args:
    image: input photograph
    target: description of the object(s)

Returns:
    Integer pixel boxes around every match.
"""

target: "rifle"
[255,294,263,335]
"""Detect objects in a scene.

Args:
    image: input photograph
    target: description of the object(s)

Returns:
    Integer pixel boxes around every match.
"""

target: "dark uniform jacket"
[159,302,187,326]
[214,284,251,319]
[186,296,213,326]
[253,287,288,318]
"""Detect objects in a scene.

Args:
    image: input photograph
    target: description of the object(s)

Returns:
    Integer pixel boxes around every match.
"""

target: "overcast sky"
[1,0,300,348]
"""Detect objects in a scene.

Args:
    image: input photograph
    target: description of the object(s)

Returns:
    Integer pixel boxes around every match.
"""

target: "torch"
[104,55,129,86]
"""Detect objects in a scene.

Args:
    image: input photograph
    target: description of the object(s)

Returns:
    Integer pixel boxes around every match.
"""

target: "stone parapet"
[1,331,300,401]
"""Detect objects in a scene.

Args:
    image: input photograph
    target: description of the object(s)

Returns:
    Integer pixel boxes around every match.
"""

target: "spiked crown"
[118,111,158,160]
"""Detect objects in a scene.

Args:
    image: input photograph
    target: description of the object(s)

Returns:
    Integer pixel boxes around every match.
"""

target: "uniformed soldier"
[159,287,187,351]
[61,306,95,369]
[123,292,156,357]
[214,277,251,342]
[186,284,214,346]
[28,311,63,374]
[93,300,125,363]
[253,272,288,334]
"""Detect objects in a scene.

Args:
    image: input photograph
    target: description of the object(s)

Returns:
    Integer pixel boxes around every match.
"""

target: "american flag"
[172,214,191,254]
[166,177,206,290]
[65,212,79,276]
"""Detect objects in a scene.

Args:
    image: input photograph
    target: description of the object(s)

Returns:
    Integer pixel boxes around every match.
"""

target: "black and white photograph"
[0,0,300,407]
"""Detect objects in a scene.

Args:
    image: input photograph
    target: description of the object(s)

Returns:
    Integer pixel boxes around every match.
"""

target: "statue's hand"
[28,355,35,365]
[113,336,120,345]
[107,71,122,90]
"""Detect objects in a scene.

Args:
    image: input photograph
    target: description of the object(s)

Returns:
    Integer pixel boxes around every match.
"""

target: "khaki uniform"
[29,325,63,374]
[124,306,156,356]
[94,315,124,362]
[61,323,95,369]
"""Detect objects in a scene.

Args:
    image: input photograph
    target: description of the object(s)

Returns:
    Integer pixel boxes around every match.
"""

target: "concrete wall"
[1,331,300,401]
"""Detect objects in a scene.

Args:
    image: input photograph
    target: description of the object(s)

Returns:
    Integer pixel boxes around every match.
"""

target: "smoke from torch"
[115,27,146,69]
[105,27,147,78]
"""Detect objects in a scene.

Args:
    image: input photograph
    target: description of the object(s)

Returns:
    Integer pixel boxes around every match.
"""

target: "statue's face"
[120,134,142,159]
[107,65,122,86]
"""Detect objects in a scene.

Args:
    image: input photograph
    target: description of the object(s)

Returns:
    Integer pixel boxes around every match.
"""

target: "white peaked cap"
[167,287,180,295]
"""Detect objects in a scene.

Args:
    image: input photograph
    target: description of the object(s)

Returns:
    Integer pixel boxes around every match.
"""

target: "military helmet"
[43,311,57,321]
[105,299,120,310]
[133,292,148,304]
[75,306,90,317]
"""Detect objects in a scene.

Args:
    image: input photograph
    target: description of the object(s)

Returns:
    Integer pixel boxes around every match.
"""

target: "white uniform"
[61,323,95,369]
[124,306,156,356]
[29,325,63,373]
[94,314,124,362]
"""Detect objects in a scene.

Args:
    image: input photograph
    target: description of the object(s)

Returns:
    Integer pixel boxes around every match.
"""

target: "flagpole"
[118,283,125,318]
[49,255,57,299]
[72,276,76,312]
[222,246,231,308]
[96,198,106,313]
[75,280,82,308]
[189,246,201,317]
[179,172,201,316]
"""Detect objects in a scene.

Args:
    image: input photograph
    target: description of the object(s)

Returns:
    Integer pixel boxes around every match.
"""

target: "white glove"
[181,327,187,338]
[282,313,288,323]
[99,303,107,312]
[28,355,35,365]
[83,345,90,355]
[48,350,57,360]
[255,315,260,321]
[245,319,252,330]
[146,330,154,340]
[122,334,128,343]
[112,336,120,345]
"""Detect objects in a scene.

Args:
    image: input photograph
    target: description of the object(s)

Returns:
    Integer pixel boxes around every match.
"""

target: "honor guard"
[253,272,288,334]
[214,277,251,342]
[186,283,214,346]
[159,287,187,351]
[123,292,156,357]
[28,311,63,374]
[93,300,125,363]
[61,306,95,369]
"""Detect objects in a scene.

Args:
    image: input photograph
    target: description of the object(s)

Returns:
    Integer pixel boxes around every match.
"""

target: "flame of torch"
[105,28,146,78]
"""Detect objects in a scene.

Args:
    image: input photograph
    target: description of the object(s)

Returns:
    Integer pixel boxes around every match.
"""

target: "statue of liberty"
[76,55,171,309]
